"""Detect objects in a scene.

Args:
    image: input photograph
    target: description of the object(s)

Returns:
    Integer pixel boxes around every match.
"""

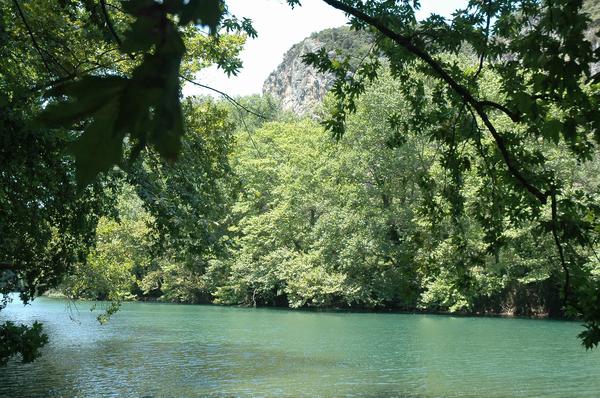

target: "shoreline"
[39,291,572,322]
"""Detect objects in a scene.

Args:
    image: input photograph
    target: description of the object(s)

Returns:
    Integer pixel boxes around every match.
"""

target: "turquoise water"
[1,297,600,397]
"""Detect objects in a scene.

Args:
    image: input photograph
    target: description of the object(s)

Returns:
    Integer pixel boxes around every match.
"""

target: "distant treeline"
[63,66,597,319]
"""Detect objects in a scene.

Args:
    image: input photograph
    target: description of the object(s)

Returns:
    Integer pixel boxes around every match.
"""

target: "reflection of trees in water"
[3,300,600,397]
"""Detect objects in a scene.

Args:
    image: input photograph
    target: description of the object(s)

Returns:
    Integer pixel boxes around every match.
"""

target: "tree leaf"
[541,119,562,144]
[179,0,224,31]
[70,99,124,187]
[37,77,126,128]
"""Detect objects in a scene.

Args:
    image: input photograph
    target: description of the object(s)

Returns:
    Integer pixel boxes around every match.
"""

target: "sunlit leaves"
[128,99,235,263]
[305,0,600,347]
[35,0,248,186]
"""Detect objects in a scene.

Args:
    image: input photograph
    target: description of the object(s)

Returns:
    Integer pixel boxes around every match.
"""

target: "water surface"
[1,297,599,397]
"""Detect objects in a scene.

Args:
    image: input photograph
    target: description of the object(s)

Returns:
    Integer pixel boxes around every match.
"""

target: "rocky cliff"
[262,36,331,115]
[584,0,600,76]
[264,7,600,115]
[262,27,373,115]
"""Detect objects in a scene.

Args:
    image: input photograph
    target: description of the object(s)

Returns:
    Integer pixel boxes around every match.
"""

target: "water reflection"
[1,298,599,397]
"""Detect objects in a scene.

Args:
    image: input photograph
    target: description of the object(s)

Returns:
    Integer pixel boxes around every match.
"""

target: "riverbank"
[1,297,597,398]
[41,289,564,322]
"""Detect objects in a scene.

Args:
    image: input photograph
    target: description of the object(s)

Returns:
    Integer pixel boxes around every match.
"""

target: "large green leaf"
[70,99,124,186]
[36,77,126,128]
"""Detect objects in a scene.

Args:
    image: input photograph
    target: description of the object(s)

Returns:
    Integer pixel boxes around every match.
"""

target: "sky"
[183,0,468,98]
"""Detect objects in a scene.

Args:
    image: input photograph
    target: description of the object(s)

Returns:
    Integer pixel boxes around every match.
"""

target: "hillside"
[262,26,373,115]
[264,5,600,113]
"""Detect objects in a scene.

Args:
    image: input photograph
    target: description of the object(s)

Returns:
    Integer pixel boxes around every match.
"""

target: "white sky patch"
[183,0,468,98]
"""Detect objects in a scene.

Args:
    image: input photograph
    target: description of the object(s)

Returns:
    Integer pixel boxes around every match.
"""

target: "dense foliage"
[302,0,600,348]
[0,0,247,364]
[74,71,588,320]
[2,0,600,365]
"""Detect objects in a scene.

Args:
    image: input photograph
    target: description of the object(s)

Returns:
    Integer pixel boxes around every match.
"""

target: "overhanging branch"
[100,0,135,60]
[478,100,521,122]
[321,0,546,204]
[12,0,52,74]
[180,75,268,120]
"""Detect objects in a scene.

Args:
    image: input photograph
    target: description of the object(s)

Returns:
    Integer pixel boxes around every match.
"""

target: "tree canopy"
[1,0,249,364]
[301,0,600,348]
[2,0,600,366]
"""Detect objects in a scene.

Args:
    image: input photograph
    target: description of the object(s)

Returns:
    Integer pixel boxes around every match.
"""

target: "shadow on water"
[2,334,363,397]
[2,297,600,397]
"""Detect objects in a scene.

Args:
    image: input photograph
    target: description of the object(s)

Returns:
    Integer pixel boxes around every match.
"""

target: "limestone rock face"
[262,37,334,115]
[264,7,600,115]
[262,27,373,116]
[579,0,598,76]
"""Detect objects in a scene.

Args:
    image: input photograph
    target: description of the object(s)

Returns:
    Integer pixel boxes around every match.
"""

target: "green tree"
[60,98,239,307]
[0,0,250,364]
[4,0,600,359]
[299,0,600,348]
[63,184,153,322]
[128,98,237,303]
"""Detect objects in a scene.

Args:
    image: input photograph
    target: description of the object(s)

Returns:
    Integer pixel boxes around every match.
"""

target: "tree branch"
[180,74,268,120]
[13,0,72,76]
[478,100,521,123]
[473,0,492,80]
[12,0,52,74]
[100,0,135,60]
[550,194,569,296]
[27,57,129,94]
[100,0,121,46]
[0,262,17,271]
[321,0,547,204]
[548,192,583,314]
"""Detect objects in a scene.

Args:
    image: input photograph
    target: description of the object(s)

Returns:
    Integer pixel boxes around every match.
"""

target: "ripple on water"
[1,299,600,397]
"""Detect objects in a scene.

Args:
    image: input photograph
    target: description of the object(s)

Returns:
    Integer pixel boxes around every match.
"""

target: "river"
[1,297,600,397]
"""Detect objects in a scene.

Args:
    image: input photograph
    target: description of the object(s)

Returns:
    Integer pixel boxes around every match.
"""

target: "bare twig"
[180,74,268,120]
